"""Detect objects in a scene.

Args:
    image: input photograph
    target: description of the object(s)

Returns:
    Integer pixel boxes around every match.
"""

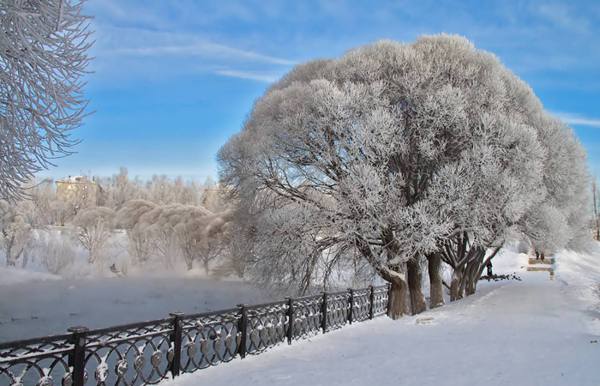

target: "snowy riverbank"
[167,247,600,386]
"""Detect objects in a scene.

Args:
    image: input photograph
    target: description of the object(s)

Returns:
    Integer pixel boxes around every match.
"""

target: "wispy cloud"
[214,69,281,83]
[88,24,295,84]
[112,41,295,66]
[553,111,600,128]
[535,3,589,33]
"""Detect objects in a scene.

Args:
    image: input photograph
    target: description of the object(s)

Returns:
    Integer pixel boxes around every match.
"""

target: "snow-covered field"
[0,272,271,342]
[167,247,600,386]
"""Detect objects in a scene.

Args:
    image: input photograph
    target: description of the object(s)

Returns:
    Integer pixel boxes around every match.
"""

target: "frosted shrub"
[38,236,77,275]
[72,207,116,264]
[116,200,157,264]
[0,200,32,266]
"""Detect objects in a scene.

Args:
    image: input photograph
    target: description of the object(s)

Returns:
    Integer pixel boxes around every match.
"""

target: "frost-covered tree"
[201,179,227,213]
[144,175,202,206]
[134,204,203,269]
[219,35,572,318]
[125,202,232,272]
[519,115,590,256]
[133,204,179,268]
[173,209,231,272]
[166,205,212,270]
[72,206,115,264]
[0,200,32,266]
[32,231,76,274]
[116,199,157,264]
[425,114,547,300]
[99,168,145,209]
[24,179,57,226]
[0,0,92,200]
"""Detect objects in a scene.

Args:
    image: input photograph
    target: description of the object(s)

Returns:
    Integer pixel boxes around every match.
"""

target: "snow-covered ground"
[168,247,600,386]
[0,273,271,342]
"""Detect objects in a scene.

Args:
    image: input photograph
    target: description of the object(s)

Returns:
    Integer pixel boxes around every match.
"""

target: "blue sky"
[38,0,600,181]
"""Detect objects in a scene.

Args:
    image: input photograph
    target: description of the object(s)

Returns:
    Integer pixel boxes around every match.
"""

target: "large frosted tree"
[519,115,590,256]
[219,35,589,318]
[0,0,92,200]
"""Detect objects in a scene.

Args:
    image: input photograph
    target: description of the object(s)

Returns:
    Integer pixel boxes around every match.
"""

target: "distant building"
[56,176,98,212]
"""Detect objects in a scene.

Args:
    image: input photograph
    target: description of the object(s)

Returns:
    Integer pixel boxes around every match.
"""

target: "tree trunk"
[407,258,427,314]
[88,250,95,264]
[5,237,17,266]
[387,277,409,320]
[203,259,209,275]
[464,259,479,296]
[427,253,444,308]
[450,266,464,301]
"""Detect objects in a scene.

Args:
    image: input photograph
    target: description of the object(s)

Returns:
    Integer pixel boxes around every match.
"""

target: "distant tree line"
[0,169,233,275]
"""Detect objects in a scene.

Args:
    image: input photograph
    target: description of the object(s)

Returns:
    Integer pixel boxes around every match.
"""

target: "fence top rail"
[85,317,173,337]
[328,290,351,297]
[246,300,288,311]
[292,293,323,302]
[182,307,240,321]
[0,345,74,364]
[0,332,73,352]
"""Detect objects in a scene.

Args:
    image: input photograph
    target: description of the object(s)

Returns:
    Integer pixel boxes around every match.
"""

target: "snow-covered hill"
[169,247,600,386]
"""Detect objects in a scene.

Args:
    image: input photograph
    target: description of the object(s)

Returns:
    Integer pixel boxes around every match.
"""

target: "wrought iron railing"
[0,284,390,386]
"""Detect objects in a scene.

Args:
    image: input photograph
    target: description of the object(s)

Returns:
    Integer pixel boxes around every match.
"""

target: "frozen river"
[0,275,271,342]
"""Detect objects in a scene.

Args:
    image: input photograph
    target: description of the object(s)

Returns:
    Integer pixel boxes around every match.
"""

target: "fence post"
[286,297,294,345]
[347,289,354,324]
[67,326,88,386]
[169,312,184,378]
[321,292,328,334]
[368,285,375,320]
[237,304,248,358]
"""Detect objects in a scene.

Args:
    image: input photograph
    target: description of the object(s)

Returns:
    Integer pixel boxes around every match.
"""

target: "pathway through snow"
[169,250,600,386]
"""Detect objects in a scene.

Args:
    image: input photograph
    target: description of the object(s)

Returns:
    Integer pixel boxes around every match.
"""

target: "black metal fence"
[0,285,390,386]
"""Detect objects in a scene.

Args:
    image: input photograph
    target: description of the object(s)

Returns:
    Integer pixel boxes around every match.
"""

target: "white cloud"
[89,25,295,83]
[552,111,600,128]
[112,40,295,66]
[214,69,280,83]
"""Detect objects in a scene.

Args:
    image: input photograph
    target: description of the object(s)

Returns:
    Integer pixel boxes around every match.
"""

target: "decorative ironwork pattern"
[85,319,174,386]
[291,295,323,340]
[0,334,73,386]
[246,301,289,355]
[180,309,241,372]
[372,285,389,316]
[0,284,390,386]
[326,291,349,331]
[352,288,371,322]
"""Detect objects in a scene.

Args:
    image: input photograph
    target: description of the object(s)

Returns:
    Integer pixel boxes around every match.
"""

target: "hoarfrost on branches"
[0,0,93,200]
[218,34,591,318]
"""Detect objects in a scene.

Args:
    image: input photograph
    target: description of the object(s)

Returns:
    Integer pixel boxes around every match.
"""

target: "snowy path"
[170,251,600,386]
